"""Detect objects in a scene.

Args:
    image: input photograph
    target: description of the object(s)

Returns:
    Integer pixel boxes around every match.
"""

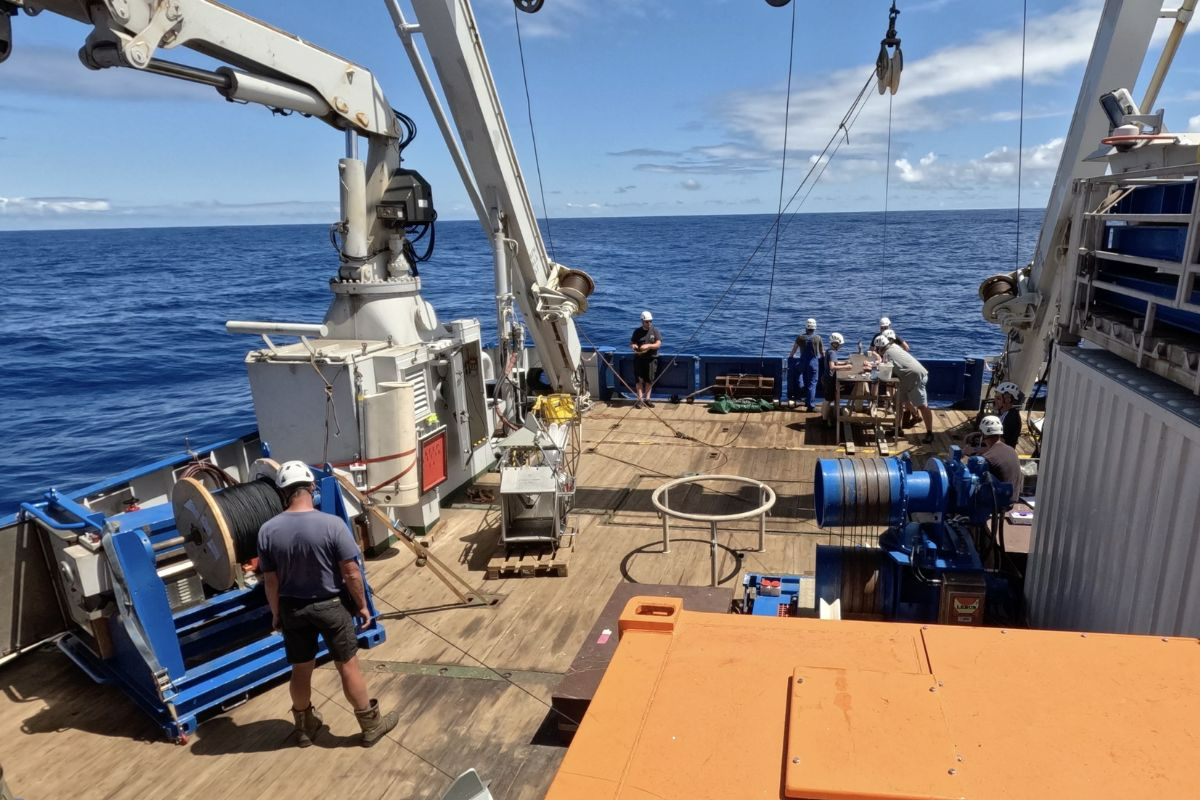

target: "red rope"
[330,448,416,468]
[364,461,417,497]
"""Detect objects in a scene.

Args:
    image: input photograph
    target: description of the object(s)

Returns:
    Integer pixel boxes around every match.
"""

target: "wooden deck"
[0,402,1009,800]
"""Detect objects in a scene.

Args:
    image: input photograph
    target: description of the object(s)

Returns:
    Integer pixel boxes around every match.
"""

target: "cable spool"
[814,456,950,529]
[173,461,285,590]
[814,458,899,528]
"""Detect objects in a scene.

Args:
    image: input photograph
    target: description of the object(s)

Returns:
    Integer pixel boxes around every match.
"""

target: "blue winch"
[17,463,385,741]
[812,447,1012,624]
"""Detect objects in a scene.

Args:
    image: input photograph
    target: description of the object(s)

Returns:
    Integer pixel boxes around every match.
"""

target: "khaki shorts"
[899,372,928,407]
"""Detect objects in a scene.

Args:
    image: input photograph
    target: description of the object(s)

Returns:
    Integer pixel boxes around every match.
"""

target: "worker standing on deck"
[977,415,1023,501]
[788,318,824,412]
[820,332,854,424]
[993,382,1023,448]
[259,461,399,748]
[630,310,662,408]
[873,335,933,444]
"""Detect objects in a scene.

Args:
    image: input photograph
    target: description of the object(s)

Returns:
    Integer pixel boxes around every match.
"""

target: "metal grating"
[1027,347,1200,636]
[408,370,431,421]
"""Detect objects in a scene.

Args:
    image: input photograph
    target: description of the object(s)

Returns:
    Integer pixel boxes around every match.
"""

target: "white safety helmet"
[276,460,315,490]
[880,316,891,328]
[883,329,897,341]
[872,334,890,350]
[979,416,1004,437]
[830,332,845,346]
[641,310,653,321]
[805,318,817,330]
[996,381,1020,399]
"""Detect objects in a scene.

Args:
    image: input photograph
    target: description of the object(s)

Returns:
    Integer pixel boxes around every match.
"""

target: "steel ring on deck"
[650,474,777,587]
[650,474,777,522]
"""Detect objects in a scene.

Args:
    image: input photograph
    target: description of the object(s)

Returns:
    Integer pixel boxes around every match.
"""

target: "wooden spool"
[172,458,278,591]
[173,476,239,591]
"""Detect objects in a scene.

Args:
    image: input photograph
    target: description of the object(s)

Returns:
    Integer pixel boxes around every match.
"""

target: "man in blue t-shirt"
[259,461,398,748]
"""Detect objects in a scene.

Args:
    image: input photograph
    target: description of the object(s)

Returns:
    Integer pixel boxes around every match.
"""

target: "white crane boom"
[14,0,396,138]
[400,0,594,395]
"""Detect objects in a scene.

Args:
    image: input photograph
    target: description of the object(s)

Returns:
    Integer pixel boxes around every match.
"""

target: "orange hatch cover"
[545,596,1200,800]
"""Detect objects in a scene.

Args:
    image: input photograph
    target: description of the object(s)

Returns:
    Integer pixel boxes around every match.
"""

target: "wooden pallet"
[484,539,572,579]
[715,373,775,399]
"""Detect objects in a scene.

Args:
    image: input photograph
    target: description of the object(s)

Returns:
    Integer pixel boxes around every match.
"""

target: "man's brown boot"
[291,704,324,747]
[354,699,399,748]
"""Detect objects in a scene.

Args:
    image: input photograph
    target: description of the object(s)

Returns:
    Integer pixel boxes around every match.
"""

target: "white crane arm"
[405,0,593,394]
[14,0,396,137]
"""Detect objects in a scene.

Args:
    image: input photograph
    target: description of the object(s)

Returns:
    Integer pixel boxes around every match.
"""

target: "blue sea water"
[0,209,1039,514]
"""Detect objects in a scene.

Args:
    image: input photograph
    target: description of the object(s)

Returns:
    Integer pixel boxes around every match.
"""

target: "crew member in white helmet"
[993,381,1023,448]
[820,332,854,424]
[873,334,933,443]
[259,461,399,748]
[788,317,824,412]
[879,317,910,351]
[630,310,662,408]
[976,415,1022,502]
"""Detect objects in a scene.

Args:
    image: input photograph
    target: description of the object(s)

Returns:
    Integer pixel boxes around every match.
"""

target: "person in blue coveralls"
[788,318,824,412]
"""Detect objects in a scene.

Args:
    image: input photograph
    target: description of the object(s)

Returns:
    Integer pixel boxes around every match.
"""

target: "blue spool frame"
[22,460,386,741]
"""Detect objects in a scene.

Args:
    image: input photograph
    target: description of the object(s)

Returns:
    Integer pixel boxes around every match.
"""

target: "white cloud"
[0,196,111,214]
[680,179,702,191]
[895,153,938,183]
[629,1,1105,179]
[890,137,1064,189]
[726,2,1102,154]
[0,197,341,229]
[1188,114,1200,132]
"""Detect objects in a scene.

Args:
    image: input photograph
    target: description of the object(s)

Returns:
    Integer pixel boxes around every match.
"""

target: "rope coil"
[207,479,286,563]
[173,475,286,589]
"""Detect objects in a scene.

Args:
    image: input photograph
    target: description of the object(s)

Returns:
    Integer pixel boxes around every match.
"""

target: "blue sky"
[2,0,1199,229]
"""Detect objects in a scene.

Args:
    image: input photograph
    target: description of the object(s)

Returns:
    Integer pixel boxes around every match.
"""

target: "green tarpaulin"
[707,396,776,414]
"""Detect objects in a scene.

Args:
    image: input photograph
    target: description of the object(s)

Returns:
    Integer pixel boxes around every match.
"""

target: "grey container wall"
[1027,348,1200,636]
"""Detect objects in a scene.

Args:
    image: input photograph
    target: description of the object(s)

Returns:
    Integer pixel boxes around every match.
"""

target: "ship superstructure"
[1,1,1199,798]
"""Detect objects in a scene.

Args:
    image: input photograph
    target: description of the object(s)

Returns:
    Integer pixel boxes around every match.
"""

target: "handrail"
[20,502,88,531]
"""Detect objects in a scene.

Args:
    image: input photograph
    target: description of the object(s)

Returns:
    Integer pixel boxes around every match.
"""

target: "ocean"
[1,209,1040,514]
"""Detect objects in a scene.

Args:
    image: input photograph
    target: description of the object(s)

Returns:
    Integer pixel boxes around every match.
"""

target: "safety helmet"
[979,416,1004,437]
[641,310,653,321]
[872,334,890,350]
[830,332,845,346]
[276,460,315,489]
[805,318,816,329]
[880,316,891,328]
[883,329,897,341]
[996,381,1020,399]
